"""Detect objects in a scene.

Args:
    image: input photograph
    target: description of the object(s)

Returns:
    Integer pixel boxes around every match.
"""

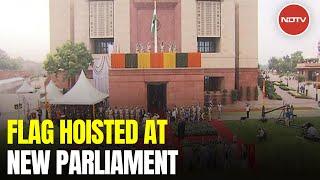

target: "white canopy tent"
[51,70,108,105]
[40,80,63,103]
[14,81,39,121]
[0,77,24,93]
[16,81,35,94]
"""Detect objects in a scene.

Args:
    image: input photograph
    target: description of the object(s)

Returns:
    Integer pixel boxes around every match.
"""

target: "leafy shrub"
[280,82,287,87]
[279,86,290,91]
[265,80,282,100]
[222,89,228,105]
[296,95,312,99]
[288,91,312,99]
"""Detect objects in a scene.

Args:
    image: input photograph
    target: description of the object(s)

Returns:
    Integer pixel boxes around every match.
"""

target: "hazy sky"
[0,0,49,62]
[0,0,319,64]
[259,0,320,64]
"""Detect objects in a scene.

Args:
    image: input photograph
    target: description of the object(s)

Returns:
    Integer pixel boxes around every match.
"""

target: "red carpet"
[210,120,243,144]
[210,120,256,169]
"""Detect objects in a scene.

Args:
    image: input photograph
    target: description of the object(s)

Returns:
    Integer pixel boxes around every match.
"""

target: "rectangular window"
[90,0,114,38]
[93,38,114,54]
[204,76,224,91]
[197,0,221,37]
[198,37,218,53]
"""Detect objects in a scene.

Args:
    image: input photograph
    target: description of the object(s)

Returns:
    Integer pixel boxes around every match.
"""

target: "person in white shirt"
[246,104,251,119]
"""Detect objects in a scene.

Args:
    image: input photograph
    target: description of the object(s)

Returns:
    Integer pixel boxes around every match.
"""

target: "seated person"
[304,125,320,141]
[302,122,313,136]
[302,122,312,129]
[256,128,267,141]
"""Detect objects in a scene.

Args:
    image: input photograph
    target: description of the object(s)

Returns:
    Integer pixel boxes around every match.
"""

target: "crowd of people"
[167,103,223,123]
[182,136,255,171]
[39,102,225,124]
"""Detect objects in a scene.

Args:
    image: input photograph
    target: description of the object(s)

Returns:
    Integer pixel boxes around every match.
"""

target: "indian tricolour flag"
[150,2,157,34]
[151,0,158,52]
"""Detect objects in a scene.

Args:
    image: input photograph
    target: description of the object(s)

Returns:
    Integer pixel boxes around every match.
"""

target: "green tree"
[44,53,59,74]
[267,51,305,74]
[268,57,280,70]
[290,51,303,67]
[44,41,93,81]
[222,89,228,105]
[0,49,22,70]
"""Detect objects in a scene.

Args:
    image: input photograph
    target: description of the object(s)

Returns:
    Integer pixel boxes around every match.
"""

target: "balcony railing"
[110,52,201,69]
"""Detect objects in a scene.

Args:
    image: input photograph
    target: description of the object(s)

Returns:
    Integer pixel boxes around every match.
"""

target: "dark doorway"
[308,71,317,81]
[147,83,167,117]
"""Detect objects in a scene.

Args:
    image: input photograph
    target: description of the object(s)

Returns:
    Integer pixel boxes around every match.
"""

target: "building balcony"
[109,52,201,69]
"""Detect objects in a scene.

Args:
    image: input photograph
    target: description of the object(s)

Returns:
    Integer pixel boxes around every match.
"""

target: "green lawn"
[225,117,320,176]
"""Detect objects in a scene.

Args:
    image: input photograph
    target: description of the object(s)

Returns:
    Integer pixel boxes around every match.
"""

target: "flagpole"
[154,0,158,53]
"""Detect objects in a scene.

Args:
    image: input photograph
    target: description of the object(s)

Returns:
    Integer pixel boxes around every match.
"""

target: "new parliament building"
[50,0,258,114]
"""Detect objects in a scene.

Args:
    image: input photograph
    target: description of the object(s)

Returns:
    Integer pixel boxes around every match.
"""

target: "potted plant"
[246,86,251,101]
[222,89,228,105]
[231,90,238,103]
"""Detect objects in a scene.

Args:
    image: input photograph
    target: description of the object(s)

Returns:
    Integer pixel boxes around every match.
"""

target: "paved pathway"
[274,85,319,108]
[279,75,318,101]
[268,74,319,109]
[221,109,320,121]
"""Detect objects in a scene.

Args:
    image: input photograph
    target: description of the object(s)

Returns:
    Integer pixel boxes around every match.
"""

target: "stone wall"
[239,68,259,101]
[109,68,204,109]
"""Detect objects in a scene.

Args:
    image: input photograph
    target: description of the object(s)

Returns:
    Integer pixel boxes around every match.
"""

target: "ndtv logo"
[280,17,307,23]
[278,4,309,36]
